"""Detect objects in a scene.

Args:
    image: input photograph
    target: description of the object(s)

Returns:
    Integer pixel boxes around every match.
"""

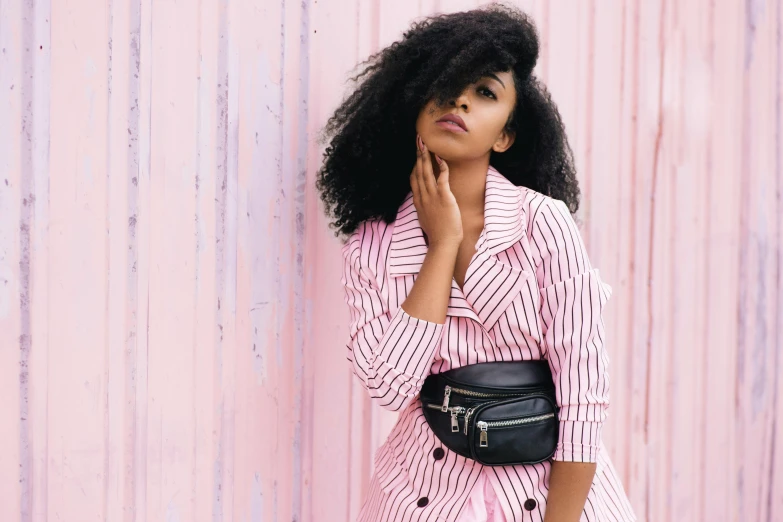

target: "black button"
[432,447,445,460]
[417,497,429,507]
[523,498,537,511]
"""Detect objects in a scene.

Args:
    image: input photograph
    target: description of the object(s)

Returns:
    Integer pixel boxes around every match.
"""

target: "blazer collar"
[387,165,526,277]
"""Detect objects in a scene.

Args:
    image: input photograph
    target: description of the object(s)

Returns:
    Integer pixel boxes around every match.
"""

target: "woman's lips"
[435,120,468,133]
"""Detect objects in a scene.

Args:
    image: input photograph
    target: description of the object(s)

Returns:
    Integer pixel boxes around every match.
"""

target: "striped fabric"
[340,166,637,522]
[456,472,507,522]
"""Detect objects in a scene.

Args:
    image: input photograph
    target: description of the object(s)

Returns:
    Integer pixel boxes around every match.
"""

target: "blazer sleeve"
[530,198,613,463]
[340,230,446,412]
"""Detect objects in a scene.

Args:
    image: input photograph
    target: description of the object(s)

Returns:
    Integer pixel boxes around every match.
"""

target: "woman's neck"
[435,157,488,218]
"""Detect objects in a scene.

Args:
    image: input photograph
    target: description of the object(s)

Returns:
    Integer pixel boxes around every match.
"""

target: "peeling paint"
[165,499,181,522]
[250,473,263,522]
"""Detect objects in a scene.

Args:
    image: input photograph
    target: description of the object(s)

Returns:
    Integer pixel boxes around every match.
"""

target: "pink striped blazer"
[340,166,636,522]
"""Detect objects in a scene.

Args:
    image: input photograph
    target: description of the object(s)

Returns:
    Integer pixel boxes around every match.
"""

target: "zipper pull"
[477,421,488,447]
[450,409,460,432]
[441,386,451,412]
[463,407,475,435]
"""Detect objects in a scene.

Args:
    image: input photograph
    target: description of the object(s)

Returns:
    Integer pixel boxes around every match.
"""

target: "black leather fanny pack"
[419,360,560,466]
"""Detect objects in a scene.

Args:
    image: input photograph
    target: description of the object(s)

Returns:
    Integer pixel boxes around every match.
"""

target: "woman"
[315,4,636,521]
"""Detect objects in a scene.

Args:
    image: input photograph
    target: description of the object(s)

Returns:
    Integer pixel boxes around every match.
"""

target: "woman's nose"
[450,97,469,110]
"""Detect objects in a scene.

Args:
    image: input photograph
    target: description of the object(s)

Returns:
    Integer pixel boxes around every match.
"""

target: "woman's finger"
[411,161,424,201]
[419,139,438,195]
[414,135,429,197]
[435,154,449,190]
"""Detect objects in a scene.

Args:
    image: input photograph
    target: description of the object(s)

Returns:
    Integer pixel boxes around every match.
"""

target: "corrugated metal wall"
[0,0,780,521]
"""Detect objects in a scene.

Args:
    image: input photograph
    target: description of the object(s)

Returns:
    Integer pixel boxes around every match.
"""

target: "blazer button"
[432,447,445,460]
[523,498,537,511]
[417,497,429,508]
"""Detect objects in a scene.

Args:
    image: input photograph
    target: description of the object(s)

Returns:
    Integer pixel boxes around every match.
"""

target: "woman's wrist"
[427,236,462,251]
[400,240,459,324]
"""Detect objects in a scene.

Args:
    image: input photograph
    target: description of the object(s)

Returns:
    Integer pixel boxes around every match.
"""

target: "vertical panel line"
[18,0,36,519]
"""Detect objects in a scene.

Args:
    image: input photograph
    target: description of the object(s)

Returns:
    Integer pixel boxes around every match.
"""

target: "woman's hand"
[411,134,463,247]
[398,135,463,325]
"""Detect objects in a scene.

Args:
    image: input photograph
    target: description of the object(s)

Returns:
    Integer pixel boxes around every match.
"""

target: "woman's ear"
[492,130,516,153]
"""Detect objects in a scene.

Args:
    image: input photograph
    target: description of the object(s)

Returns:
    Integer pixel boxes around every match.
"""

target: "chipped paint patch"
[250,473,263,522]
[0,265,12,318]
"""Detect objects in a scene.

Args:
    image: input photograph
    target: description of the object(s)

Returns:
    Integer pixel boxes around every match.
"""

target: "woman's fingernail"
[435,154,444,165]
[417,135,423,151]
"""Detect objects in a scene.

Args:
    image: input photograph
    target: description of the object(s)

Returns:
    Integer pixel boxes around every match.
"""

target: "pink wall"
[0,0,781,521]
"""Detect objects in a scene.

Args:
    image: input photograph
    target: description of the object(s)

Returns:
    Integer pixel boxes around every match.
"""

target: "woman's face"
[415,70,517,163]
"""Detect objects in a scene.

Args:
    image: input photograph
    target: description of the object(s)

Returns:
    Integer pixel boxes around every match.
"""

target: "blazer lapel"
[387,166,533,329]
[482,166,528,256]
[460,167,533,328]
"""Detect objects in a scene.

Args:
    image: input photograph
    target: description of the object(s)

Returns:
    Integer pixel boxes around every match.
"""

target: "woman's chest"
[453,218,484,291]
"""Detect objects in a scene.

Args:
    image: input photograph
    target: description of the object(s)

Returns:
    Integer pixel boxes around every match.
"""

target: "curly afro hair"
[315,3,580,242]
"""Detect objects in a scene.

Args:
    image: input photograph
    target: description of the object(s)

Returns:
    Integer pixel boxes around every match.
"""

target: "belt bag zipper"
[425,403,466,432]
[428,392,557,437]
[466,393,558,452]
[476,413,556,447]
[440,383,550,411]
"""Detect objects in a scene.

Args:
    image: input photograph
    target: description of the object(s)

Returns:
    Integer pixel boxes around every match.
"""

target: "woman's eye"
[478,86,496,99]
